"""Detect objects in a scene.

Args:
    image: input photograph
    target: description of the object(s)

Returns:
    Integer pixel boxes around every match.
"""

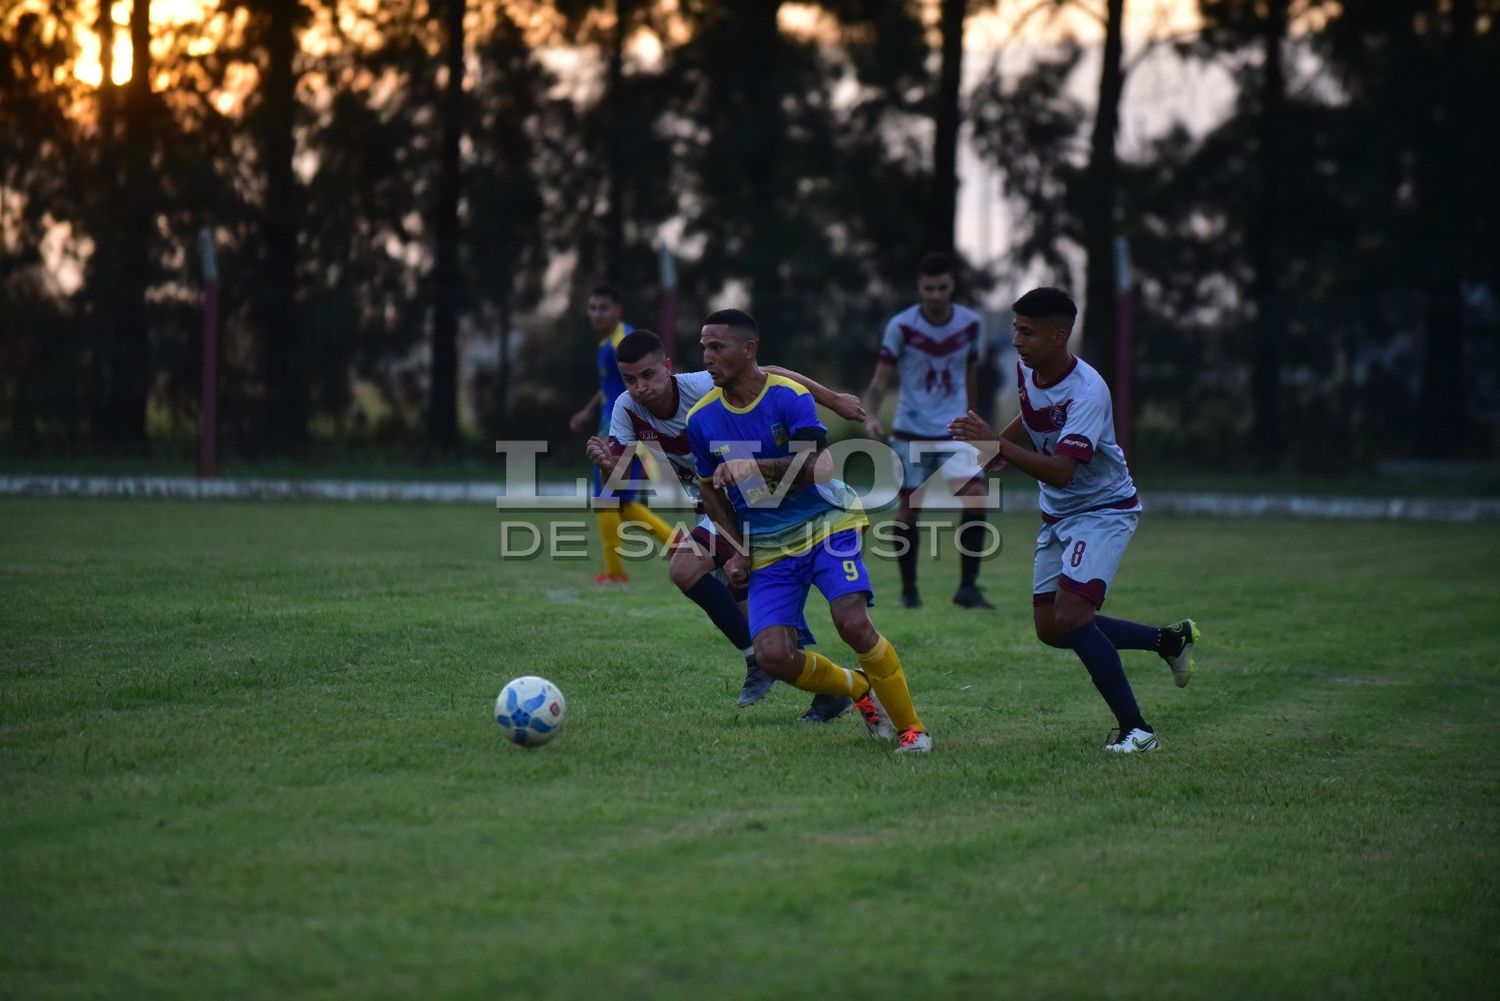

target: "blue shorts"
[747,529,873,640]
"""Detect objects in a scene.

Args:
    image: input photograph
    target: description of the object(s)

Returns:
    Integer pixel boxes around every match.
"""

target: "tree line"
[1,0,1495,466]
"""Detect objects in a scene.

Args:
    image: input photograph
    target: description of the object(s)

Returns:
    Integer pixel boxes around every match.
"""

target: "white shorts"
[889,436,983,494]
[1031,508,1139,609]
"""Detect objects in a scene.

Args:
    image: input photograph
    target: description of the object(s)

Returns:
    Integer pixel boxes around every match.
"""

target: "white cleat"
[1161,619,1200,688]
[895,727,933,754]
[855,690,896,742]
[1105,727,1160,753]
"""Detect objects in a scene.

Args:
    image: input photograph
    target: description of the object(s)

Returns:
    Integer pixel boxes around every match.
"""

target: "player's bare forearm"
[1000,415,1027,445]
[967,358,978,412]
[763,366,865,421]
[698,483,743,549]
[754,445,820,486]
[862,360,894,436]
[949,410,1076,487]
[993,439,1078,489]
[569,391,604,432]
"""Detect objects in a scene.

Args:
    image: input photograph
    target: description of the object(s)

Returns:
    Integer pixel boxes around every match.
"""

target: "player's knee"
[753,637,801,681]
[831,608,876,651]
[668,555,708,592]
[1034,620,1069,648]
[1050,604,1094,636]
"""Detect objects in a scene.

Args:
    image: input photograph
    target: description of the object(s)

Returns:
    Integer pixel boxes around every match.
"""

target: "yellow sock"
[857,635,923,732]
[620,500,675,545]
[596,509,624,576]
[793,651,871,699]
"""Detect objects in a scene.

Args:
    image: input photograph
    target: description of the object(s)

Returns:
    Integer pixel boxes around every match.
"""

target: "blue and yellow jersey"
[595,321,633,434]
[686,373,867,569]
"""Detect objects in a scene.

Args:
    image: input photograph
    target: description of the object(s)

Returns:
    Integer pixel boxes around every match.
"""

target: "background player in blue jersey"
[948,287,1199,753]
[566,284,673,584]
[688,308,933,753]
[863,252,995,610]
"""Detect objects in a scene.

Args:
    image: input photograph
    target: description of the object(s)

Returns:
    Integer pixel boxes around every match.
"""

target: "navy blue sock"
[895,522,918,590]
[1094,615,1163,653]
[683,575,753,652]
[1063,622,1147,732]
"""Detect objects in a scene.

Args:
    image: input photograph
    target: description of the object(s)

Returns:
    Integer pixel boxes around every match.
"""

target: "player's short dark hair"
[589,284,621,303]
[702,308,758,340]
[616,330,665,364]
[1013,287,1078,322]
[918,252,954,278]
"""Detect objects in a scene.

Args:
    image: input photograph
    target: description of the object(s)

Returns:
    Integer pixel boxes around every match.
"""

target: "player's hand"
[568,408,594,434]
[724,552,750,588]
[713,458,759,489]
[831,393,866,422]
[947,410,995,443]
[864,416,883,440]
[584,436,613,470]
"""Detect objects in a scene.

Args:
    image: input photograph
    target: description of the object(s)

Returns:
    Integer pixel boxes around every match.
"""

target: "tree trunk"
[89,6,119,441]
[496,296,512,439]
[1081,0,1125,388]
[1420,0,1474,454]
[602,0,635,283]
[429,0,465,451]
[1249,0,1287,464]
[929,0,965,255]
[260,0,305,451]
[102,0,152,448]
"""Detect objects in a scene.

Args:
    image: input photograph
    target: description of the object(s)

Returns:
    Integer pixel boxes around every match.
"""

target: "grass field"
[3,498,1498,998]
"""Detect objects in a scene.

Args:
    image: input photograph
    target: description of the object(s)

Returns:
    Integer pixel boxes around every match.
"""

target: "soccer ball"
[494,676,567,748]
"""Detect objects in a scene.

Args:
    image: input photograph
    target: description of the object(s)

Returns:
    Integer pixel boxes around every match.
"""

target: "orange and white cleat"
[895,727,933,754]
[592,572,629,586]
[854,691,896,742]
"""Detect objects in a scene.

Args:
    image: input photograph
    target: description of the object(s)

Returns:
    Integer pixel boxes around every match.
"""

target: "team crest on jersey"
[771,423,789,446]
[1048,405,1066,428]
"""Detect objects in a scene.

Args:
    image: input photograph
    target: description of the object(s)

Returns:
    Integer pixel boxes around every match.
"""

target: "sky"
[33,0,1231,299]
[61,0,1208,88]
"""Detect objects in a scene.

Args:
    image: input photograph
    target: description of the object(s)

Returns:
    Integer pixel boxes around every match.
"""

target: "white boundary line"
[2,475,1498,522]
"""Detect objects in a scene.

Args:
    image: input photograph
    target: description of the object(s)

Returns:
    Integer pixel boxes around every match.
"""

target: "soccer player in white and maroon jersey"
[585,330,865,721]
[863,252,994,611]
[948,287,1199,753]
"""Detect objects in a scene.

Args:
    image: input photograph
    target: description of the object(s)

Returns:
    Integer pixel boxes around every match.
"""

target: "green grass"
[2,499,1497,998]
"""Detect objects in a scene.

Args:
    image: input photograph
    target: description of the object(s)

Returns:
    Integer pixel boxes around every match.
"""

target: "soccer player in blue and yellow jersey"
[567,284,673,584]
[687,308,933,753]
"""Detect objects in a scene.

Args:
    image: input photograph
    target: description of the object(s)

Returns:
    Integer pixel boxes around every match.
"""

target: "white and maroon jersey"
[878,303,983,439]
[606,370,716,499]
[1017,356,1139,521]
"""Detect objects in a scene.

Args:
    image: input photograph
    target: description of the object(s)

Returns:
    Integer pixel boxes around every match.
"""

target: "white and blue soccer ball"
[495,676,567,748]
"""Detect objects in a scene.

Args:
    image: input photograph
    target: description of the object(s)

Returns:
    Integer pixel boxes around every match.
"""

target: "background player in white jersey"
[947,287,1200,754]
[584,330,865,721]
[863,252,994,610]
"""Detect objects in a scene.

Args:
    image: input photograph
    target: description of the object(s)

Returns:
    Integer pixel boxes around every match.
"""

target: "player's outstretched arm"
[761,365,866,422]
[948,410,1078,488]
[862,360,895,439]
[999,414,1028,445]
[698,480,748,585]
[569,391,604,433]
